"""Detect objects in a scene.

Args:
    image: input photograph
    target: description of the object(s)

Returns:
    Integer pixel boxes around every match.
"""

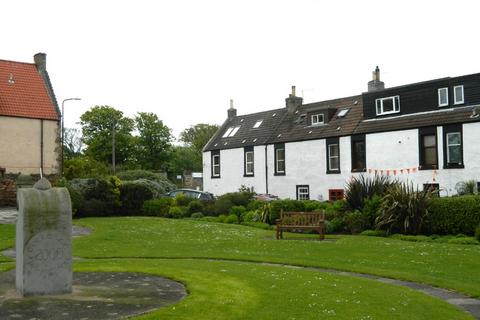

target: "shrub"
[326,217,345,234]
[361,194,383,229]
[247,200,265,211]
[360,229,386,237]
[69,176,121,216]
[345,174,394,211]
[175,194,191,207]
[376,182,433,235]
[217,214,227,223]
[119,180,154,215]
[168,206,188,219]
[242,211,261,223]
[456,180,477,195]
[344,210,364,234]
[229,205,247,218]
[428,195,480,235]
[304,200,324,212]
[224,214,239,224]
[81,199,109,217]
[476,225,480,242]
[200,216,218,223]
[191,212,204,219]
[63,156,110,180]
[188,200,204,214]
[116,170,175,190]
[218,191,255,207]
[142,198,173,216]
[447,237,479,245]
[214,198,234,216]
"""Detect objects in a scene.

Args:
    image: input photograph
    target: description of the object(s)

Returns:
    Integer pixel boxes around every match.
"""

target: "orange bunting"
[393,170,397,176]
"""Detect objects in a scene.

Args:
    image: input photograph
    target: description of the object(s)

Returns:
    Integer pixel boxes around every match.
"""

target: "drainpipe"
[40,120,44,174]
[265,145,269,194]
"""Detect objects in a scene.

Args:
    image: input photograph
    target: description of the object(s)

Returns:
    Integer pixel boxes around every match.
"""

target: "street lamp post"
[61,98,81,176]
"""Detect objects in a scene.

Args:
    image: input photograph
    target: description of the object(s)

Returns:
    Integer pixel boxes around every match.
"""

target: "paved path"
[0,207,17,224]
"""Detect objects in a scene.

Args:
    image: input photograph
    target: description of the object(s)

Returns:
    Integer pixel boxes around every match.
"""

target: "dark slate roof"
[268,95,363,144]
[354,105,480,134]
[204,95,363,151]
[203,107,288,151]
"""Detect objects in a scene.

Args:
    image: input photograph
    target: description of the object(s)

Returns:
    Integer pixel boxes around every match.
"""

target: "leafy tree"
[80,106,134,165]
[167,146,202,179]
[134,112,173,170]
[63,127,83,160]
[180,123,219,152]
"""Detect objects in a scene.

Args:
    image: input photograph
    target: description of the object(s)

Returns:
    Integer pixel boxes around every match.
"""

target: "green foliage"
[247,200,266,211]
[242,211,261,223]
[217,214,227,223]
[361,195,383,229]
[229,205,246,218]
[80,105,135,165]
[180,123,219,153]
[456,180,477,195]
[344,210,364,234]
[69,176,121,216]
[326,217,345,234]
[64,156,110,179]
[188,200,204,214]
[119,180,154,215]
[142,198,173,216]
[428,195,480,235]
[390,234,479,245]
[190,212,204,219]
[115,170,175,194]
[360,230,387,237]
[218,191,255,207]
[240,221,275,230]
[168,206,189,219]
[63,127,83,160]
[224,214,239,224]
[214,198,234,216]
[134,112,173,171]
[259,203,272,224]
[345,174,394,211]
[167,146,202,179]
[376,182,433,235]
[447,237,479,245]
[175,193,192,207]
[476,225,480,242]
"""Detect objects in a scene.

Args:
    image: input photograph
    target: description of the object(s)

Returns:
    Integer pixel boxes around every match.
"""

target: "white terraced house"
[203,67,480,200]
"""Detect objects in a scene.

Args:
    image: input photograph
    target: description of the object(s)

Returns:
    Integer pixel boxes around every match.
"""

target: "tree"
[134,112,173,171]
[80,106,135,165]
[180,123,219,152]
[63,127,83,160]
[167,145,202,179]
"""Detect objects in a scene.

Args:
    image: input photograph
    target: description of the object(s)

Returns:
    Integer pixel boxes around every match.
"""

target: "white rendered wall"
[203,146,266,196]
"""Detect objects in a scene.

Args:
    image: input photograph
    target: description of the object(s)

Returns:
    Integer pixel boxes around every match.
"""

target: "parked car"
[166,189,215,201]
[253,193,279,201]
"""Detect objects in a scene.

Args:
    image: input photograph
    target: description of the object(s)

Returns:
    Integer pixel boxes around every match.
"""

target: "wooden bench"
[276,210,325,240]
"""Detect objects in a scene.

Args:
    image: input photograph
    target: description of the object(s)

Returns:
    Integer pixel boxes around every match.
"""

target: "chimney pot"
[227,99,237,120]
[291,85,296,97]
[286,85,303,113]
[368,66,385,92]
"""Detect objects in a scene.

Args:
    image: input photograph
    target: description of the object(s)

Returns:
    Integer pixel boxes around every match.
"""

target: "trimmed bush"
[218,191,254,207]
[175,194,191,207]
[168,206,188,219]
[428,195,480,235]
[142,197,173,216]
[217,214,227,223]
[214,198,234,216]
[361,195,383,230]
[116,170,175,191]
[242,211,261,223]
[191,212,204,219]
[344,210,364,234]
[224,214,239,224]
[229,205,247,218]
[326,217,345,234]
[188,200,204,214]
[119,180,154,215]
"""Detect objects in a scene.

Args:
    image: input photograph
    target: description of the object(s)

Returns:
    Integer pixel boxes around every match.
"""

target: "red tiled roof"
[0,59,59,121]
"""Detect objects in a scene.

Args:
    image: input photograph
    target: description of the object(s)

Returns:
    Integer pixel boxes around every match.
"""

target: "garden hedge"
[428,195,480,235]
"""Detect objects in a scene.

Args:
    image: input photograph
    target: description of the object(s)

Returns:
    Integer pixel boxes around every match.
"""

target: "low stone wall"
[0,174,60,207]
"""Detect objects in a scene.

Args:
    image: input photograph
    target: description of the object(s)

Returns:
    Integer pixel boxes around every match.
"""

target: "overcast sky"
[2,0,480,139]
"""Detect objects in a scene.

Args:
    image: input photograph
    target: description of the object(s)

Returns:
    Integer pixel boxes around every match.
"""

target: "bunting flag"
[368,168,372,174]
[393,170,397,176]
[367,166,423,175]
[400,169,404,174]
[386,170,390,176]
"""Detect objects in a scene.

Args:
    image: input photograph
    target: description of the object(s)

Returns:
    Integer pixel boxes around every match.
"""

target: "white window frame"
[212,154,220,177]
[229,126,241,137]
[454,85,464,105]
[438,87,449,107]
[328,144,340,171]
[222,127,234,138]
[375,95,400,116]
[297,186,310,200]
[275,148,285,173]
[446,132,462,164]
[311,114,324,125]
[245,151,254,175]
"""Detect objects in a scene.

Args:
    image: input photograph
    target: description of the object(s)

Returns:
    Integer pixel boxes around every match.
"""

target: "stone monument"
[15,178,72,296]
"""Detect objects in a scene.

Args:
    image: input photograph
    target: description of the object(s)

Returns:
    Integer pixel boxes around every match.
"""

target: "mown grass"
[74,258,473,320]
[0,224,14,263]
[72,217,480,297]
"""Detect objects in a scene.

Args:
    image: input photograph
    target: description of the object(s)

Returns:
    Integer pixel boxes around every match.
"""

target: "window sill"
[243,174,255,178]
[443,164,465,169]
[419,165,438,171]
[326,170,341,174]
[351,168,366,173]
[211,175,221,179]
[274,172,286,176]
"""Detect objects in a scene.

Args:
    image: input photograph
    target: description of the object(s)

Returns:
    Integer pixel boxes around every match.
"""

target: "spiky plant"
[345,174,395,211]
[375,182,433,235]
[456,180,477,195]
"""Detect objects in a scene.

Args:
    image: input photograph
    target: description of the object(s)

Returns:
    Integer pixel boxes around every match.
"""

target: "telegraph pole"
[112,120,116,175]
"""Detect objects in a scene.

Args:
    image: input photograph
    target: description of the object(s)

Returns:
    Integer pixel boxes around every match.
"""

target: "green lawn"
[1,217,479,319]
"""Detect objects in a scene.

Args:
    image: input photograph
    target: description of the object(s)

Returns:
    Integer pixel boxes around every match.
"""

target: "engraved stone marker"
[16,178,72,296]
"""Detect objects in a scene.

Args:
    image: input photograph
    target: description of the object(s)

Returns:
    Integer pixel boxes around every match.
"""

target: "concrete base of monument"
[0,270,187,319]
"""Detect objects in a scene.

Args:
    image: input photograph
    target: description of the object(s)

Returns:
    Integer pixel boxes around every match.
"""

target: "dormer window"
[253,120,263,128]
[337,108,350,118]
[311,114,324,125]
[375,96,400,116]
[438,88,448,107]
[454,85,464,105]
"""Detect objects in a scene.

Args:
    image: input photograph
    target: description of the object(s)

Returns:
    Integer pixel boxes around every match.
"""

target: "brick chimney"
[286,85,303,113]
[228,99,237,120]
[367,66,385,92]
[34,53,47,73]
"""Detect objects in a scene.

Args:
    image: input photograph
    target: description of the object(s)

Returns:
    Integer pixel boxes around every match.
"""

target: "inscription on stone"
[16,178,72,296]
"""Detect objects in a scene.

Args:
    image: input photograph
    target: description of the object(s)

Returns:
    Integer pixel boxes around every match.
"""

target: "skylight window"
[222,127,234,138]
[337,109,350,118]
[253,120,263,128]
[230,126,241,137]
